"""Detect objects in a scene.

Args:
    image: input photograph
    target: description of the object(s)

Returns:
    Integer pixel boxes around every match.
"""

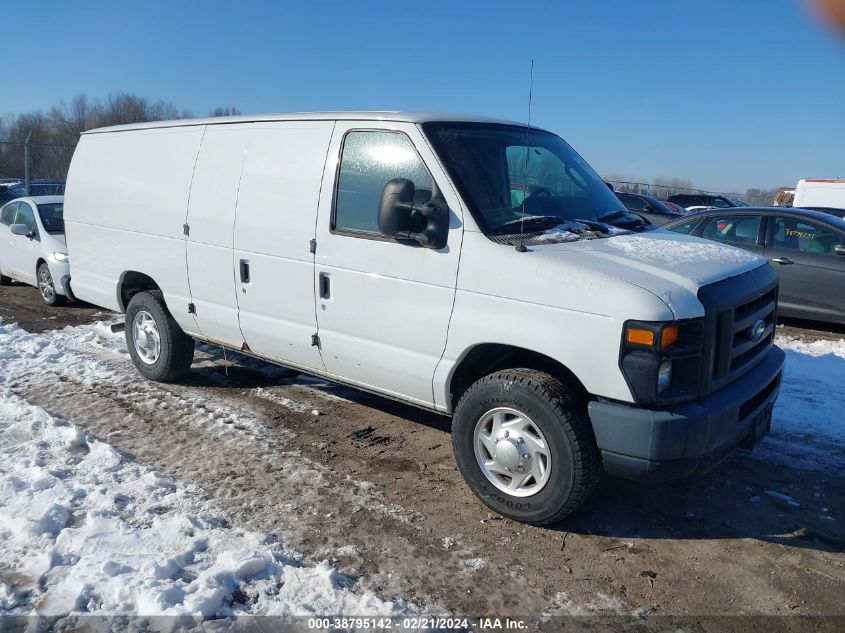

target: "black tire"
[37,262,64,306]
[0,273,11,286]
[452,368,600,525]
[125,290,194,382]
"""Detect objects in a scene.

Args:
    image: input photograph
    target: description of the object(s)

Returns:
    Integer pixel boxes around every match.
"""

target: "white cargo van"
[64,113,785,524]
[793,179,845,210]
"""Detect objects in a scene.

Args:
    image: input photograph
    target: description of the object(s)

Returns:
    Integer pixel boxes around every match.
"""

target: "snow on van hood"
[531,230,767,318]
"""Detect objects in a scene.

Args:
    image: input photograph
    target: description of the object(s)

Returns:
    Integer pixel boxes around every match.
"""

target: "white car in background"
[0,195,70,305]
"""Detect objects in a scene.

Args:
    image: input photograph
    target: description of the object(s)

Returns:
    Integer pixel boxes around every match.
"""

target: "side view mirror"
[10,223,33,237]
[835,245,845,257]
[378,178,449,250]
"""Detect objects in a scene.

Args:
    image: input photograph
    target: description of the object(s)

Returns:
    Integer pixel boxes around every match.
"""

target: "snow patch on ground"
[0,389,403,618]
[753,334,845,475]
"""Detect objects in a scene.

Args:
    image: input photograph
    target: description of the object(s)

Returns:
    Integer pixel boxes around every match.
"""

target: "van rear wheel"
[125,290,194,382]
[452,369,600,525]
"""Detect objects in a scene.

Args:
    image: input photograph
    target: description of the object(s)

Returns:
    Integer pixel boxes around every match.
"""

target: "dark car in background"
[664,207,845,324]
[798,206,845,220]
[614,192,684,226]
[0,180,66,205]
[667,193,740,210]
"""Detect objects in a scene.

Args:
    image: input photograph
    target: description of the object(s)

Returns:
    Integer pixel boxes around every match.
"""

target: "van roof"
[83,112,538,135]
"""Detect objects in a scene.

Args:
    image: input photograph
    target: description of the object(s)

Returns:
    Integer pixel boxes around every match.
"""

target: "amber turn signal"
[626,328,655,347]
[660,325,679,349]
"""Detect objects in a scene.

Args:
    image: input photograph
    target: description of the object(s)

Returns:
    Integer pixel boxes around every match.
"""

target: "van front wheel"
[125,290,194,382]
[452,369,600,525]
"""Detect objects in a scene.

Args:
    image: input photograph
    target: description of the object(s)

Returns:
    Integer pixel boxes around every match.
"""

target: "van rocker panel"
[588,345,785,481]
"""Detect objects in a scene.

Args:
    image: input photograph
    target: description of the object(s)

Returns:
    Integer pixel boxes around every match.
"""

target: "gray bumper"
[588,345,785,481]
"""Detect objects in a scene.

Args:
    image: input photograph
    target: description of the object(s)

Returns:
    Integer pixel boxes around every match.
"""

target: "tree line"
[0,93,240,146]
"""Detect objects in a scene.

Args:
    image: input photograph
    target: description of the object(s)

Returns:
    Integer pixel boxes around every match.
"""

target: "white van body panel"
[313,121,465,406]
[233,121,334,371]
[63,112,772,416]
[185,123,248,346]
[64,127,204,328]
[793,179,845,209]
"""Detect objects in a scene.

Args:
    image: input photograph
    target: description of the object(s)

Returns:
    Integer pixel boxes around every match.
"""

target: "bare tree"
[209,106,242,117]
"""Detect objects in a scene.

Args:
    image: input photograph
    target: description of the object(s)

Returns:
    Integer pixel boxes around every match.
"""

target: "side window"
[700,215,761,245]
[666,218,700,235]
[16,202,40,240]
[334,130,432,234]
[618,194,645,212]
[773,217,844,255]
[0,202,18,226]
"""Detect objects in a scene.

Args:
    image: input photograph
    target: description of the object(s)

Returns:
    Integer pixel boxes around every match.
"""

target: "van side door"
[313,122,463,407]
[185,124,250,346]
[232,121,334,371]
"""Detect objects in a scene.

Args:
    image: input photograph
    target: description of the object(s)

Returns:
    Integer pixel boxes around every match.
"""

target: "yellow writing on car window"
[784,228,813,239]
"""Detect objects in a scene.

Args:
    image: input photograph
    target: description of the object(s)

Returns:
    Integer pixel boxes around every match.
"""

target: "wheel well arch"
[448,343,588,411]
[36,257,47,275]
[117,271,161,313]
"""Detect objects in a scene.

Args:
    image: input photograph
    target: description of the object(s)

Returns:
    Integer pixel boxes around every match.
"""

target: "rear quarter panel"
[64,127,205,324]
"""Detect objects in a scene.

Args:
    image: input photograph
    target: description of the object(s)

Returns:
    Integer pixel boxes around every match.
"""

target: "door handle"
[239,259,250,283]
[319,272,331,299]
[771,257,794,265]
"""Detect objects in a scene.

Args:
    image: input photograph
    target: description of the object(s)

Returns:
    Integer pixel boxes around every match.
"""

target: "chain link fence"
[606,180,773,207]
[0,141,74,201]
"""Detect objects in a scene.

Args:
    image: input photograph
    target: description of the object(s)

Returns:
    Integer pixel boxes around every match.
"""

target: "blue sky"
[9,0,845,191]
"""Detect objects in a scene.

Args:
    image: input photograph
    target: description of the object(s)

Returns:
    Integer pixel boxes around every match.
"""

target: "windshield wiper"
[491,215,568,234]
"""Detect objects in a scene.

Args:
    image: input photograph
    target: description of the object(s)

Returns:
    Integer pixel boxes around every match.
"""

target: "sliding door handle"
[239,259,250,283]
[319,272,331,299]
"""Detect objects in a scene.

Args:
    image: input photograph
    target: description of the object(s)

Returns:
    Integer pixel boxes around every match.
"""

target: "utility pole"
[24,130,31,196]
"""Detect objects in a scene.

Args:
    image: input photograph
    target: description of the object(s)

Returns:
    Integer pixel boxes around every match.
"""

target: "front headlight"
[53,252,69,263]
[620,319,703,405]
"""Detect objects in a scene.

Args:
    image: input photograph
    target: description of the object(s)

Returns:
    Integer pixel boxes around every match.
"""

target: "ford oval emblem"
[750,319,766,343]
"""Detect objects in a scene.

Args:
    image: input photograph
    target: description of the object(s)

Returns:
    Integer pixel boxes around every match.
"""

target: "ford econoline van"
[63,112,785,524]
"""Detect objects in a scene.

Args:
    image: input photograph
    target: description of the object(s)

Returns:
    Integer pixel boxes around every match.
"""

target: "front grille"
[698,266,779,396]
[712,286,776,386]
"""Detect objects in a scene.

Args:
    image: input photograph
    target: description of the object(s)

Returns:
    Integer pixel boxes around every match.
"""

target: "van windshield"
[423,122,645,242]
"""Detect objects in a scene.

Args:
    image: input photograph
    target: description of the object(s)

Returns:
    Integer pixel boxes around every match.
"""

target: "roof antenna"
[515,59,534,253]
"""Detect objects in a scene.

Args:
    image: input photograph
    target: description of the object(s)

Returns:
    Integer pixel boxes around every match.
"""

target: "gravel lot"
[1,282,843,628]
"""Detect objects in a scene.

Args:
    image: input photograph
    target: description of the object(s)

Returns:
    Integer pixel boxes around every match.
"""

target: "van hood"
[530,230,767,318]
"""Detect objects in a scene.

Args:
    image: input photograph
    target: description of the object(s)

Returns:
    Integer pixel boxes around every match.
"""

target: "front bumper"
[588,345,785,481]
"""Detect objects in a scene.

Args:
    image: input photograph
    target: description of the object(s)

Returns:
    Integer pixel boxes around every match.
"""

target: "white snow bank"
[0,388,402,618]
[755,334,845,474]
[0,320,404,618]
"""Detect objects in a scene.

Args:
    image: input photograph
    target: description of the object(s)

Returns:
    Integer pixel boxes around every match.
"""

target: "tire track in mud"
[8,329,561,616]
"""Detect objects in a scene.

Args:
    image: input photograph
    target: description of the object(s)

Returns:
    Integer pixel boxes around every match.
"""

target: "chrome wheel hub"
[473,407,552,497]
[132,310,161,365]
[38,268,55,302]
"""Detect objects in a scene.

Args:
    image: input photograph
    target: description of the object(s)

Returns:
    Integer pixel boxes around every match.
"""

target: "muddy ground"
[1,282,843,629]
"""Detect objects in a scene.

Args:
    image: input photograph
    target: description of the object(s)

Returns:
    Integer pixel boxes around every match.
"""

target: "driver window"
[773,218,844,255]
[334,130,432,234]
